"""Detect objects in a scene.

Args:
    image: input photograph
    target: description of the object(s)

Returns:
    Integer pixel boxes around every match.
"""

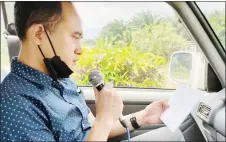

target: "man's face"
[42,2,83,70]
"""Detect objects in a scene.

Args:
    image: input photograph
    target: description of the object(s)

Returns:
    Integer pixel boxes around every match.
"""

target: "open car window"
[73,2,205,89]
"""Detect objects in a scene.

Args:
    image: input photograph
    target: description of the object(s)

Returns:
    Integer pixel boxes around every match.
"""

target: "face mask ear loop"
[44,28,57,56]
[38,45,46,58]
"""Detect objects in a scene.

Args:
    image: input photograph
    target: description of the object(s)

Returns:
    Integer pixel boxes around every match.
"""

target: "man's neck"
[18,45,49,75]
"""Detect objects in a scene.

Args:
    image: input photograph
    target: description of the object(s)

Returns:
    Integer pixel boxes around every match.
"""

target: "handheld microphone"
[88,70,105,91]
[88,70,130,142]
[88,70,127,126]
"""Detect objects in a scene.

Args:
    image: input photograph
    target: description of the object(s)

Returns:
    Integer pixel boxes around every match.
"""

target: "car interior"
[1,1,225,142]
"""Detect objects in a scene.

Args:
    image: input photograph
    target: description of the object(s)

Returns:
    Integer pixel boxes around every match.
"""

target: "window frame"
[1,2,8,29]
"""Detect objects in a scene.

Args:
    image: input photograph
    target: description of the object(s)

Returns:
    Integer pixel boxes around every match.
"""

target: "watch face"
[130,116,140,129]
[131,117,136,121]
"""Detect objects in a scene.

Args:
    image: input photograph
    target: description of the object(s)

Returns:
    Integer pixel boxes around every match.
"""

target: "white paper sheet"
[160,86,204,132]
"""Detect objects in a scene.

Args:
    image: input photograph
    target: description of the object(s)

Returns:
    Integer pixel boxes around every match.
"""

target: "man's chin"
[70,63,76,71]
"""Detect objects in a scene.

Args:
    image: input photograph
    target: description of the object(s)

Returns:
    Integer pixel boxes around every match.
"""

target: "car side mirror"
[169,52,193,85]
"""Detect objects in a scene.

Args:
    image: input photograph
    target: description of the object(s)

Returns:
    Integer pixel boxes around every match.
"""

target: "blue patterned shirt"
[0,57,91,141]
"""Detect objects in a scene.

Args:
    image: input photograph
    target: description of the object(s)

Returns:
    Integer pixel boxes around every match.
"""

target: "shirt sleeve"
[0,94,56,142]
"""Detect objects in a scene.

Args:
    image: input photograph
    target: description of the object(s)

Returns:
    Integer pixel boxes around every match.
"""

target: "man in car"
[0,2,184,141]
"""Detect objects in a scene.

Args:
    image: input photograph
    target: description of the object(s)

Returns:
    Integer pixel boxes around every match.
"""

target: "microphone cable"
[119,117,131,142]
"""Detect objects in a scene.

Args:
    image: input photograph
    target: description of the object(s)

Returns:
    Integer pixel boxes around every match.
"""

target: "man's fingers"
[93,87,100,98]
[162,100,169,111]
[93,82,113,97]
[93,87,97,95]
[104,82,114,90]
[164,101,169,107]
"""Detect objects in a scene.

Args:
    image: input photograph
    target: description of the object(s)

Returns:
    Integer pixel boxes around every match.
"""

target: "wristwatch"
[130,113,140,129]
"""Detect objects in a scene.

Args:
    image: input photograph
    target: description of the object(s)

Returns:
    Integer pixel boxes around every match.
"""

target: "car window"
[1,7,10,82]
[2,2,206,89]
[196,2,225,49]
[73,2,205,89]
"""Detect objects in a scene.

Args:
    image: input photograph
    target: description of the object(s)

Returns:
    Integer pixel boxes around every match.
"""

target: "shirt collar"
[11,56,53,87]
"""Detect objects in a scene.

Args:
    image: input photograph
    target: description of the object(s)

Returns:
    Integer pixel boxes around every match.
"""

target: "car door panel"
[81,87,174,116]
[82,87,205,141]
[82,87,174,102]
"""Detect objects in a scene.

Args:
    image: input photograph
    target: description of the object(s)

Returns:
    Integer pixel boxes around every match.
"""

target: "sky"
[74,2,225,39]
[2,2,225,39]
[74,2,174,39]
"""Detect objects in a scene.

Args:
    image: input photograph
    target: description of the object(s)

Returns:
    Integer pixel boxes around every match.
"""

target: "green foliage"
[167,16,193,41]
[131,22,189,58]
[70,9,225,88]
[71,10,190,88]
[100,19,133,46]
[129,10,166,29]
[208,9,225,47]
[71,45,166,87]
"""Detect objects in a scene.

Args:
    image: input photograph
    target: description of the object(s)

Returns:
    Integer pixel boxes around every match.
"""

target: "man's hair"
[14,2,63,41]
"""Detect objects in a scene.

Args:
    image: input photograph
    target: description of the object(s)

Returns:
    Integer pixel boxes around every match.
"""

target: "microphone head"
[88,70,104,86]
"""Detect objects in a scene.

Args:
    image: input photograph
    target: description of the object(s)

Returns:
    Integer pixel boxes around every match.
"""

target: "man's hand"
[136,100,169,125]
[87,99,169,139]
[94,85,123,125]
[86,84,123,141]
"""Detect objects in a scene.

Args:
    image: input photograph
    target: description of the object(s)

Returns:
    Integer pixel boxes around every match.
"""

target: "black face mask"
[38,29,73,80]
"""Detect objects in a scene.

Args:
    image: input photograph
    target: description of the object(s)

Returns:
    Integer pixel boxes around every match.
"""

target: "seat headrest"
[6,35,21,59]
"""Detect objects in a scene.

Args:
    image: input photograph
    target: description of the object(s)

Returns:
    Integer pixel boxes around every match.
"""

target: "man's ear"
[30,24,45,45]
